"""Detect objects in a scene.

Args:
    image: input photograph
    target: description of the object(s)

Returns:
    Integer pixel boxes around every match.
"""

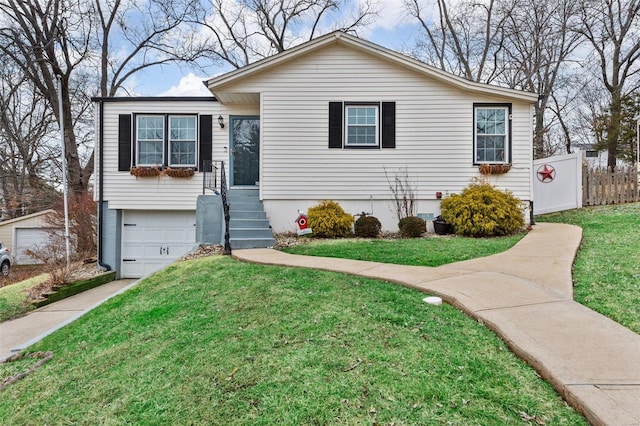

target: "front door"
[230,116,260,186]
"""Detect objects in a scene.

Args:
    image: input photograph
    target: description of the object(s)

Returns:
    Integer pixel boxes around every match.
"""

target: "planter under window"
[479,164,512,175]
[130,166,161,177]
[433,215,454,235]
[163,167,195,178]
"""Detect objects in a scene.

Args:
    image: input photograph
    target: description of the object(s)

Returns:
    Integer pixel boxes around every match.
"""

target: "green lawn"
[0,274,48,322]
[282,233,525,267]
[536,203,640,333]
[0,256,584,425]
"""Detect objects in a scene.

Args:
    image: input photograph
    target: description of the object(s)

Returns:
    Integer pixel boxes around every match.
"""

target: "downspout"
[97,99,111,271]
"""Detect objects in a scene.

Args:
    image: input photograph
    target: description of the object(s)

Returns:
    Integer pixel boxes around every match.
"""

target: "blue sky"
[133,0,420,96]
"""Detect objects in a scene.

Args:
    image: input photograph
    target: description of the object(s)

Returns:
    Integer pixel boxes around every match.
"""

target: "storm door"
[230,116,260,186]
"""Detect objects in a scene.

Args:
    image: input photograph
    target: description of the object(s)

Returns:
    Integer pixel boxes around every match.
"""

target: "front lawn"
[536,203,640,333]
[0,256,584,425]
[282,233,525,267]
[0,274,48,322]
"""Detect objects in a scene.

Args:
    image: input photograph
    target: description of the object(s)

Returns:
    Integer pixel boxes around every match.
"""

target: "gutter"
[96,99,111,272]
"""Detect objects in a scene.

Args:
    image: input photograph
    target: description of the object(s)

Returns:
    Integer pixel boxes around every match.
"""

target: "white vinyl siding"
[98,100,255,210]
[98,42,534,227]
[215,44,533,207]
[345,105,378,146]
[95,100,220,210]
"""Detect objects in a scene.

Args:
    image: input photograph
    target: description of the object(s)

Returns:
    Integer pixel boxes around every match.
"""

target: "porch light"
[218,115,225,128]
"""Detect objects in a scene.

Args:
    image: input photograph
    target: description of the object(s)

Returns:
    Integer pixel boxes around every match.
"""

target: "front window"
[169,116,197,166]
[345,105,378,146]
[137,116,164,166]
[475,106,509,163]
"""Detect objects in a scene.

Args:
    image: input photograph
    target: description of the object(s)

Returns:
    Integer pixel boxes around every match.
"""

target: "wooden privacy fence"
[582,164,639,206]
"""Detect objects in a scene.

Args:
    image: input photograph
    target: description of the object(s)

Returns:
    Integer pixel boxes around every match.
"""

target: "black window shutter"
[199,115,212,171]
[381,102,396,148]
[328,102,343,148]
[118,114,132,171]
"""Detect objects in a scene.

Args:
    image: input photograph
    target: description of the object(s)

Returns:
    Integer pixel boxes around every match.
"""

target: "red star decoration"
[537,164,555,182]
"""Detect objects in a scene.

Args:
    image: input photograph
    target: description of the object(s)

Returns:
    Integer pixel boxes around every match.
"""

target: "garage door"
[15,228,57,265]
[121,211,196,278]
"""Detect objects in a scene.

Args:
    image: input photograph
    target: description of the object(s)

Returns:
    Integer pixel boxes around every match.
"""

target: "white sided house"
[95,31,537,278]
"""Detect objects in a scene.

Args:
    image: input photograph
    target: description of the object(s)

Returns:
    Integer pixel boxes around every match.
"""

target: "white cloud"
[374,0,410,31]
[159,73,212,97]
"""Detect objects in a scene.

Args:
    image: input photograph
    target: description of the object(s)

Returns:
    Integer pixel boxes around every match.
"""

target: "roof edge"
[206,31,538,104]
[91,96,217,102]
[0,209,57,226]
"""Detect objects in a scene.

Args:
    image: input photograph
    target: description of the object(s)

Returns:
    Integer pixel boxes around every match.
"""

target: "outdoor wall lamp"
[218,115,225,128]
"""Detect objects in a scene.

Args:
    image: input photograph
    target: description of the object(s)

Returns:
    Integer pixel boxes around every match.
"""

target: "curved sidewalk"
[234,223,640,426]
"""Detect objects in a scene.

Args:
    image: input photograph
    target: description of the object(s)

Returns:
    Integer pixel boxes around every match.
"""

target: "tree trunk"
[607,90,622,170]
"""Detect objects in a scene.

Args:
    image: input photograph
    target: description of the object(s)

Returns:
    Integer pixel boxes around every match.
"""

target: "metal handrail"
[220,162,231,255]
[202,160,231,255]
[202,160,219,194]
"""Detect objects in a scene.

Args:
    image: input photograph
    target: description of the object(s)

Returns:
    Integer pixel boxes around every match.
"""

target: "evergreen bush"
[398,216,426,238]
[440,183,524,237]
[354,215,382,238]
[307,200,354,238]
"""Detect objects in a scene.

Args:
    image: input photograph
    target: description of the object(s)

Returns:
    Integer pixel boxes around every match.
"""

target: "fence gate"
[533,151,583,215]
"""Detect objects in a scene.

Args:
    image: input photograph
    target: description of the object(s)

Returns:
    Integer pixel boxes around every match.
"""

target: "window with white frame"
[345,105,379,146]
[474,105,510,164]
[136,115,164,166]
[135,114,198,167]
[169,116,197,166]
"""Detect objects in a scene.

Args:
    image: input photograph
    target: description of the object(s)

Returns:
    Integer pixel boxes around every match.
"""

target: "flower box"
[163,167,195,178]
[479,164,512,175]
[130,166,161,177]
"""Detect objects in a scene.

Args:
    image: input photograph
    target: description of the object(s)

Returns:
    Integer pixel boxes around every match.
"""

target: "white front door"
[121,210,196,278]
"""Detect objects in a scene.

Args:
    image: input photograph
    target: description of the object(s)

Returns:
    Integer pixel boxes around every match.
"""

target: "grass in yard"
[282,233,525,267]
[536,202,640,333]
[0,274,48,322]
[0,256,584,425]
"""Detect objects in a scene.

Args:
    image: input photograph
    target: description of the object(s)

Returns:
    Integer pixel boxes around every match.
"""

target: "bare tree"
[95,0,207,97]
[576,0,640,169]
[0,0,209,195]
[501,0,583,158]
[0,66,59,218]
[195,0,378,69]
[407,0,514,84]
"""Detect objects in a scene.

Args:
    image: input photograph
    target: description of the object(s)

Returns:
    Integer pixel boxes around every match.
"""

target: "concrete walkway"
[0,279,136,361]
[233,223,640,426]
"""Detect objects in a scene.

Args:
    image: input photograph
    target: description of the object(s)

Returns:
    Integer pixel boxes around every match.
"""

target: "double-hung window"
[345,105,379,147]
[136,116,164,166]
[169,116,197,166]
[474,105,510,164]
[135,114,198,167]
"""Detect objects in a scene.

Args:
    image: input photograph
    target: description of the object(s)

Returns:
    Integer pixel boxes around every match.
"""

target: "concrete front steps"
[227,188,276,249]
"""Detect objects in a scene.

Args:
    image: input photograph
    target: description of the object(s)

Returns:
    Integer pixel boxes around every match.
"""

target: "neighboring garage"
[0,210,57,265]
[14,227,58,264]
[121,210,197,278]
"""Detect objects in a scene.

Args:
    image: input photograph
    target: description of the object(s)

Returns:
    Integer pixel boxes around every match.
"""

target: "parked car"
[0,242,11,277]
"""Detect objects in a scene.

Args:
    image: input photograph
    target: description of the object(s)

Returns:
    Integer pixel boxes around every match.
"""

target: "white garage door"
[15,228,56,265]
[121,210,196,278]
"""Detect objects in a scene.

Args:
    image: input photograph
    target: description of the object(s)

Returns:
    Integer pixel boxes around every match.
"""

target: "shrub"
[307,200,354,238]
[398,216,426,238]
[440,183,524,237]
[354,215,382,238]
